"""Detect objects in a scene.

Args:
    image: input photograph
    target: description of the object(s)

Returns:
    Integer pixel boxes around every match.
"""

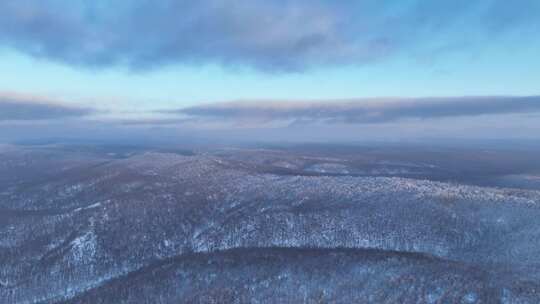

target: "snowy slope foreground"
[1,146,540,303]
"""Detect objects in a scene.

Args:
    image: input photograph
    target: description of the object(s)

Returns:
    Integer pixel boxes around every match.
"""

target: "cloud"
[0,0,538,71]
[174,96,540,125]
[1,93,539,144]
[118,117,194,126]
[0,93,95,121]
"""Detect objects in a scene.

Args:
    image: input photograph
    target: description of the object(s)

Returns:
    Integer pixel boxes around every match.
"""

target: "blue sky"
[1,43,540,112]
[0,0,539,142]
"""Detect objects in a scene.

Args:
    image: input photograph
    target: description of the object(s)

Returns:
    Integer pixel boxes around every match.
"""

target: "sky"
[0,0,539,143]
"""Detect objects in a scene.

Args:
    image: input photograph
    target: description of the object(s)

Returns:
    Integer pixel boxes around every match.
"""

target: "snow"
[73,202,102,213]
[70,230,97,262]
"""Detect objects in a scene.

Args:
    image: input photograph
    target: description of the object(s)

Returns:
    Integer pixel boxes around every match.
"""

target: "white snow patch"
[73,202,102,213]
[70,230,97,262]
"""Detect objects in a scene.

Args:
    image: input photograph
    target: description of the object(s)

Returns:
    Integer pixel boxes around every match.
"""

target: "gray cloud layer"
[1,95,539,143]
[176,96,540,125]
[3,93,539,127]
[0,95,94,121]
[0,0,538,71]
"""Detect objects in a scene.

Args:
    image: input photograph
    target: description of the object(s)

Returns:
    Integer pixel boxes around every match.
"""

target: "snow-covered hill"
[1,146,540,303]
